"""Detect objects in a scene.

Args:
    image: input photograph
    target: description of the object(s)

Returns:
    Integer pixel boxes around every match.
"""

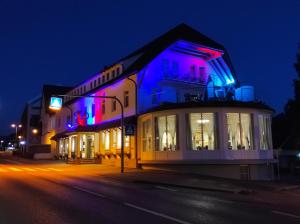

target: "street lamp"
[49,95,125,173]
[11,123,22,144]
[32,129,38,134]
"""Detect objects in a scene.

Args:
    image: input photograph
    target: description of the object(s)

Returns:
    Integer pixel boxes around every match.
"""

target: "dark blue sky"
[0,0,299,135]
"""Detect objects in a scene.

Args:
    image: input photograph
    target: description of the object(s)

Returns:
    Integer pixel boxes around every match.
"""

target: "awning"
[50,116,137,141]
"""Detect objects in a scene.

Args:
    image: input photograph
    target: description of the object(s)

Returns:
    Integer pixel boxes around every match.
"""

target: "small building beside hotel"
[41,24,275,180]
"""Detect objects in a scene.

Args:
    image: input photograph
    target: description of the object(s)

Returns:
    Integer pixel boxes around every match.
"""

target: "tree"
[272,44,300,150]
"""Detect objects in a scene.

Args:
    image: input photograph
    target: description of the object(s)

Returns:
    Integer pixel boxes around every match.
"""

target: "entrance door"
[86,135,94,159]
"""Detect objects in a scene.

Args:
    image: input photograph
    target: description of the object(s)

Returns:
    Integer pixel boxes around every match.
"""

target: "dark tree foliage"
[273,44,300,150]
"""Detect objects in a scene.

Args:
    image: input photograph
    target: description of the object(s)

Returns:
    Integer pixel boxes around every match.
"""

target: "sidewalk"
[104,169,300,194]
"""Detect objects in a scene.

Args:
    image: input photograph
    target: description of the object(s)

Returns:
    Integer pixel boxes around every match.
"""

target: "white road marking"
[0,168,7,172]
[155,185,178,192]
[124,202,192,224]
[22,168,37,172]
[72,186,106,198]
[8,167,22,172]
[272,210,300,219]
[47,168,63,172]
[36,168,51,172]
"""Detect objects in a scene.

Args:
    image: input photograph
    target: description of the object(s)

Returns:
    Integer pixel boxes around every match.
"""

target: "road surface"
[0,156,299,224]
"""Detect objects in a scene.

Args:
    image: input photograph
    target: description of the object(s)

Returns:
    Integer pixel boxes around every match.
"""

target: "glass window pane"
[155,115,177,151]
[227,113,241,150]
[142,120,152,151]
[190,113,216,150]
[259,115,271,150]
[167,115,177,151]
[240,113,252,150]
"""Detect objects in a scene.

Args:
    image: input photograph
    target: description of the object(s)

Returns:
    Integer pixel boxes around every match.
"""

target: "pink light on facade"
[197,47,223,59]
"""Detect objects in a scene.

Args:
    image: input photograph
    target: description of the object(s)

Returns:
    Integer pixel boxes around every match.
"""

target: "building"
[41,85,73,156]
[43,24,275,180]
[20,95,42,152]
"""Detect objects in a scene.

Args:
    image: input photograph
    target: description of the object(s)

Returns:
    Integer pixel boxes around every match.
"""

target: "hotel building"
[41,24,275,180]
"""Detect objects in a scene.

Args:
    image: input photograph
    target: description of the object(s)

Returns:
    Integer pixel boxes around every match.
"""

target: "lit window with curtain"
[142,119,152,151]
[258,114,272,150]
[189,113,216,150]
[155,115,177,151]
[227,113,253,150]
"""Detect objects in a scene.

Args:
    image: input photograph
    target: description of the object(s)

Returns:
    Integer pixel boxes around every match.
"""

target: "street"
[0,156,299,224]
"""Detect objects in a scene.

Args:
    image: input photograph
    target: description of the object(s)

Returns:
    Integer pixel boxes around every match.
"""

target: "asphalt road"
[0,157,299,224]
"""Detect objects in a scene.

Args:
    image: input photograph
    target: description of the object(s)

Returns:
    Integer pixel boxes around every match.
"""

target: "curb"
[276,185,300,192]
[133,180,254,195]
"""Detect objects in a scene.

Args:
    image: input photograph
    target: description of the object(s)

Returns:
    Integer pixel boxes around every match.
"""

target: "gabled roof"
[67,23,238,103]
[118,23,236,80]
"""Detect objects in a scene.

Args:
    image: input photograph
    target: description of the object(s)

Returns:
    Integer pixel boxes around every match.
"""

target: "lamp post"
[50,94,125,173]
[11,123,22,147]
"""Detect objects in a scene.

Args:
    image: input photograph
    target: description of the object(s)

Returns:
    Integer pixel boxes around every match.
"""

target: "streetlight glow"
[11,124,16,128]
[32,129,38,134]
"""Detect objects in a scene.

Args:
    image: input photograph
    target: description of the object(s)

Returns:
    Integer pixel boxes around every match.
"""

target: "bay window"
[189,113,217,150]
[155,115,177,151]
[258,114,272,150]
[227,113,253,150]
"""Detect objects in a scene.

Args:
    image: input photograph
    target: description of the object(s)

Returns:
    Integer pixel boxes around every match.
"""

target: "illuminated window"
[124,91,129,108]
[162,59,169,78]
[112,128,121,150]
[142,119,152,151]
[111,99,117,112]
[92,104,95,117]
[258,114,272,150]
[172,61,179,79]
[188,113,217,150]
[155,115,177,151]
[227,113,253,150]
[101,100,105,114]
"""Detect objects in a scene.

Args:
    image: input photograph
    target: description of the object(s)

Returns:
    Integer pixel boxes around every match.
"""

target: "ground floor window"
[189,113,217,150]
[227,113,253,150]
[258,114,272,150]
[80,134,95,159]
[142,119,152,151]
[155,115,177,151]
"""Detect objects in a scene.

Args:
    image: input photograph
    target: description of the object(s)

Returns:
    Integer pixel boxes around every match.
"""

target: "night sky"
[0,0,299,135]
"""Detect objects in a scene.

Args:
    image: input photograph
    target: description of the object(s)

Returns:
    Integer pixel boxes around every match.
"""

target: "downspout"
[127,75,139,168]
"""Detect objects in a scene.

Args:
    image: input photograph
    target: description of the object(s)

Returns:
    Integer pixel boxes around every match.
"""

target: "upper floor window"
[124,91,129,108]
[90,82,93,89]
[94,80,97,88]
[111,99,117,112]
[102,75,105,83]
[258,114,272,150]
[116,67,120,75]
[106,72,110,81]
[84,86,86,93]
[227,113,253,150]
[112,70,116,78]
[101,100,105,114]
[92,104,95,117]
[98,77,101,85]
[188,113,217,150]
[155,115,177,151]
